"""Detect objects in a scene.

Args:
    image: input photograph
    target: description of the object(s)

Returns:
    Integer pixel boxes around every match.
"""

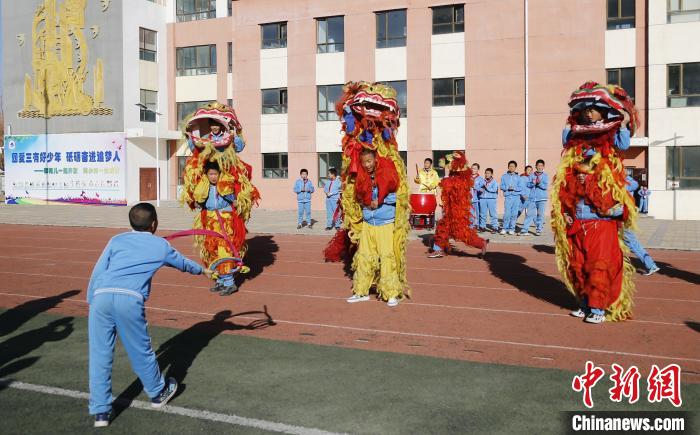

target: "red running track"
[0,224,698,381]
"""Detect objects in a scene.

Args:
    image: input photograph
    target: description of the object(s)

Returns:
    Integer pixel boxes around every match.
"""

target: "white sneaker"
[643,266,660,276]
[346,294,370,303]
[535,231,541,236]
[387,298,399,307]
[570,308,586,318]
[518,232,530,236]
[507,230,515,235]
[584,313,606,324]
[499,229,506,235]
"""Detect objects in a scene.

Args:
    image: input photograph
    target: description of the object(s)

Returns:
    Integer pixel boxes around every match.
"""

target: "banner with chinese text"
[3,133,127,206]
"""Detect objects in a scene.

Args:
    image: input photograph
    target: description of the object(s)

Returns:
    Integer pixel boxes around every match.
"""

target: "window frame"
[227,42,232,73]
[262,88,288,114]
[432,77,465,107]
[317,152,343,187]
[431,4,465,35]
[667,146,700,189]
[262,153,289,179]
[317,84,343,121]
[261,22,288,49]
[668,0,700,23]
[176,100,215,127]
[607,0,636,30]
[176,45,217,76]
[316,16,345,53]
[139,27,157,62]
[375,9,407,49]
[177,156,188,186]
[606,67,636,100]
[176,0,216,22]
[139,89,157,122]
[667,62,700,107]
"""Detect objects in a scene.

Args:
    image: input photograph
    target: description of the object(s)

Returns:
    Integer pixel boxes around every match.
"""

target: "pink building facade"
[166,0,652,212]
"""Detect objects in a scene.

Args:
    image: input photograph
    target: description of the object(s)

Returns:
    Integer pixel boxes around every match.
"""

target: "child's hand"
[564,213,573,225]
[203,269,215,280]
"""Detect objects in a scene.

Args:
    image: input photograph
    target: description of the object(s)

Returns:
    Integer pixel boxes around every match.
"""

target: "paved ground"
[1,201,698,250]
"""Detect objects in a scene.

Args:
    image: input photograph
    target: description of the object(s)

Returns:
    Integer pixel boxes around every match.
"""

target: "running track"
[1,224,698,382]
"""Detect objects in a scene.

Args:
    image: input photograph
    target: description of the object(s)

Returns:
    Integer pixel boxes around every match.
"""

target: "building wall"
[646,2,700,219]
[2,0,125,135]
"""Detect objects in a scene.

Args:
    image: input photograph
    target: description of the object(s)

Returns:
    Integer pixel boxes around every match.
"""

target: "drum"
[409,193,437,229]
[410,193,437,215]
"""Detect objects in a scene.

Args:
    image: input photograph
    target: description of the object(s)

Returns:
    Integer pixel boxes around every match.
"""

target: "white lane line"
[1,292,698,362]
[0,380,343,435]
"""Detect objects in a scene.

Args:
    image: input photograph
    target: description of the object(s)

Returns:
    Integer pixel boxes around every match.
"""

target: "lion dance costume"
[551,82,638,322]
[323,82,411,302]
[180,103,260,293]
[430,151,488,257]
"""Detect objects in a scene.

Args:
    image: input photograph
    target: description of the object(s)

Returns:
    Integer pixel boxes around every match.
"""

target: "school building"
[2,1,700,218]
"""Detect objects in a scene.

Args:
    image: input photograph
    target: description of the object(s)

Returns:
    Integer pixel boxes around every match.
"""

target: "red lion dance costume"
[179,103,260,293]
[551,82,638,322]
[324,82,411,303]
[429,151,488,257]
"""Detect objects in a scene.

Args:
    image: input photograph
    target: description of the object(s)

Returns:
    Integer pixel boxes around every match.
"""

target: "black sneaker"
[94,412,111,428]
[151,377,178,409]
[210,283,223,293]
[219,283,239,296]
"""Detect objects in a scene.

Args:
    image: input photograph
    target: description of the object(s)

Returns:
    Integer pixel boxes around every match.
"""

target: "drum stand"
[410,213,435,230]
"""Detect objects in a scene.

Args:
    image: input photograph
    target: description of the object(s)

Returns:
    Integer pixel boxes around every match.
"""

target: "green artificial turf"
[0,309,697,434]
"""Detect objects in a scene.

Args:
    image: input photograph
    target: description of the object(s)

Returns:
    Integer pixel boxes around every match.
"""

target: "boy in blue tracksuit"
[500,161,521,235]
[639,184,650,214]
[324,167,342,230]
[470,163,483,228]
[520,159,549,236]
[293,169,315,229]
[517,165,533,222]
[623,176,660,275]
[478,168,500,232]
[87,203,212,427]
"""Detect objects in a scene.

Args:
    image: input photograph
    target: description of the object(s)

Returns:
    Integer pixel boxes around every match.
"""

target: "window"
[227,98,233,108]
[432,4,464,34]
[178,156,187,186]
[668,63,700,107]
[433,77,465,106]
[399,151,407,171]
[317,16,344,53]
[376,9,407,48]
[607,67,635,100]
[227,0,233,16]
[139,28,157,62]
[432,151,453,178]
[667,146,700,189]
[261,22,287,49]
[318,152,343,187]
[262,88,288,114]
[607,0,635,29]
[176,0,216,22]
[668,0,700,23]
[139,90,157,122]
[228,42,232,73]
[177,101,214,126]
[378,80,407,117]
[176,45,216,76]
[262,153,288,178]
[317,85,343,121]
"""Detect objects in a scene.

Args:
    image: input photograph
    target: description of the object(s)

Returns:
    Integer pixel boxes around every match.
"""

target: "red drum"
[409,193,437,229]
[410,193,437,215]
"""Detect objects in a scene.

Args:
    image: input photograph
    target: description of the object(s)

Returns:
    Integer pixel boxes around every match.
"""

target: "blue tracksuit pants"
[297,201,311,225]
[624,230,657,271]
[326,197,341,228]
[503,196,520,231]
[89,292,164,414]
[521,200,546,234]
[479,198,499,230]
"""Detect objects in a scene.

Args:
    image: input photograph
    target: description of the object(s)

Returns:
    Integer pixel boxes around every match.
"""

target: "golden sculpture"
[19,0,112,118]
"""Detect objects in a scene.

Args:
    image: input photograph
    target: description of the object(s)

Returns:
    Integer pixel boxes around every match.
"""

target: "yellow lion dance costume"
[324,82,411,305]
[179,102,260,294]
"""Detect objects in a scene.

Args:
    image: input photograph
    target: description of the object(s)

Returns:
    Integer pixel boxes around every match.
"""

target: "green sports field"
[1,308,697,434]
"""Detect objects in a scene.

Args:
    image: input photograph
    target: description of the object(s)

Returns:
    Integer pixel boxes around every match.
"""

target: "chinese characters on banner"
[573,361,682,408]
[3,133,127,205]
